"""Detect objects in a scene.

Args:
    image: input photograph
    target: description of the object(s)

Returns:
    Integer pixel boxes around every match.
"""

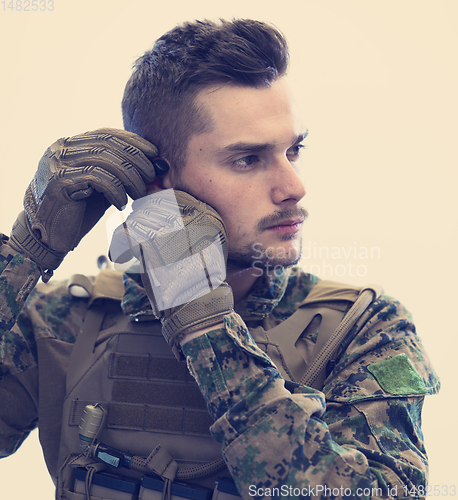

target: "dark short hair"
[122,19,289,173]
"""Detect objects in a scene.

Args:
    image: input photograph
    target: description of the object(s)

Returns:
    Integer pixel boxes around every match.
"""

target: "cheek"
[219,194,257,241]
[198,177,222,208]
[203,183,244,231]
[181,167,261,235]
[184,176,234,227]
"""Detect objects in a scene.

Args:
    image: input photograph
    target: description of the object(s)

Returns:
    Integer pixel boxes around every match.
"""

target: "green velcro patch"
[367,353,428,395]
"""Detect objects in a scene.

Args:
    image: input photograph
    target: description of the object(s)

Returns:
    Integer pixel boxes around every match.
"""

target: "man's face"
[164,77,307,271]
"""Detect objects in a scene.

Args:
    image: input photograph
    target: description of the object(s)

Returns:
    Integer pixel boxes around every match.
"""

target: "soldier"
[0,19,439,500]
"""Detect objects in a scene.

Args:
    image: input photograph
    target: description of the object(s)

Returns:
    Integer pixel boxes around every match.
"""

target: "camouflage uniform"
[0,236,440,499]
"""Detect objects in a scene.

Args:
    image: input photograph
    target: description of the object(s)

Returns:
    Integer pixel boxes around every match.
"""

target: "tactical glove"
[109,189,234,359]
[9,128,166,281]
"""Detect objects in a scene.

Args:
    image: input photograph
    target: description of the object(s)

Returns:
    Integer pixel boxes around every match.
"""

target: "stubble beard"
[227,234,303,273]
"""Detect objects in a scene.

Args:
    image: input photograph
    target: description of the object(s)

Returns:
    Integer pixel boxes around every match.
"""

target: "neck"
[225,266,259,305]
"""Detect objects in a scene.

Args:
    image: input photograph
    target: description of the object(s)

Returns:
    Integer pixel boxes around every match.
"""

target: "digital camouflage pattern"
[183,277,440,499]
[0,235,440,498]
[0,236,40,457]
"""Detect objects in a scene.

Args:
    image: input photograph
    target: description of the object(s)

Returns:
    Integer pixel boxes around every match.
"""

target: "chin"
[228,237,302,272]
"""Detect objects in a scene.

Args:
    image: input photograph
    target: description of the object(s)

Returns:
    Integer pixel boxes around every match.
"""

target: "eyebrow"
[221,131,308,154]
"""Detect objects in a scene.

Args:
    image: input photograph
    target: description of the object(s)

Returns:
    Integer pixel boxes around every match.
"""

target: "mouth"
[265,218,304,235]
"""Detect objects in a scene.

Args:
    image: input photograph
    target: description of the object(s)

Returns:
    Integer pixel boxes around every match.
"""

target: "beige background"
[1,0,456,497]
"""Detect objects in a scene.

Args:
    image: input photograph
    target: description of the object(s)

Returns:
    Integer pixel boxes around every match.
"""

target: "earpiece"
[153,159,170,176]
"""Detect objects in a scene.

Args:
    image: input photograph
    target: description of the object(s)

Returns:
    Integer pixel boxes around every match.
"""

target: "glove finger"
[109,222,137,264]
[87,128,159,162]
[57,145,149,201]
[60,129,158,195]
[57,165,129,210]
[80,128,159,181]
[131,192,185,233]
[108,218,161,269]
[108,205,165,265]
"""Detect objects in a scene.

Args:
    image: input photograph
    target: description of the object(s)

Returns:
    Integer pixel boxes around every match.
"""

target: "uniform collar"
[121,270,154,319]
[234,268,291,320]
[120,267,291,321]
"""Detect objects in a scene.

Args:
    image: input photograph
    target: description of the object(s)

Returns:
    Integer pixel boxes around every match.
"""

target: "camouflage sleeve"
[183,298,439,500]
[0,234,41,457]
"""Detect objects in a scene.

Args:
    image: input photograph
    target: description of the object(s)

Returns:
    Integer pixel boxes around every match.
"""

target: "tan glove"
[109,189,234,359]
[10,128,167,281]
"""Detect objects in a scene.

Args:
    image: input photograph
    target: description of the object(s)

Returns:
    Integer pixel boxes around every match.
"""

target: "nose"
[271,156,306,205]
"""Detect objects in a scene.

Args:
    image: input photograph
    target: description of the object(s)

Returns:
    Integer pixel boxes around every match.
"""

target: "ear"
[145,161,175,193]
[146,158,174,194]
[162,169,175,189]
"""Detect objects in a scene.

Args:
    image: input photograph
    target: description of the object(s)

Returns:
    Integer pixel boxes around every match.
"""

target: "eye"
[286,144,305,156]
[287,143,305,161]
[231,155,260,170]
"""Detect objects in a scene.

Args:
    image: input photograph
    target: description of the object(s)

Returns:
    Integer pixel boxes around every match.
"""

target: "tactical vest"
[56,270,377,500]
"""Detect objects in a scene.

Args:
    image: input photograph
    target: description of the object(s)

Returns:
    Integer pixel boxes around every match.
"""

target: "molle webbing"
[110,351,212,435]
[66,309,213,437]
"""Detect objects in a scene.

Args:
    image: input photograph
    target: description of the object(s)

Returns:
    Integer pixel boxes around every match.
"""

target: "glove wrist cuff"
[10,211,66,281]
[161,283,234,360]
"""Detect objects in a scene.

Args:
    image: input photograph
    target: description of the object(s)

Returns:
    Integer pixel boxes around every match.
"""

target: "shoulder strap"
[66,269,127,393]
[300,283,382,389]
[66,306,130,394]
[68,269,125,306]
[298,279,363,305]
[265,306,346,382]
[254,280,360,382]
[251,280,381,390]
